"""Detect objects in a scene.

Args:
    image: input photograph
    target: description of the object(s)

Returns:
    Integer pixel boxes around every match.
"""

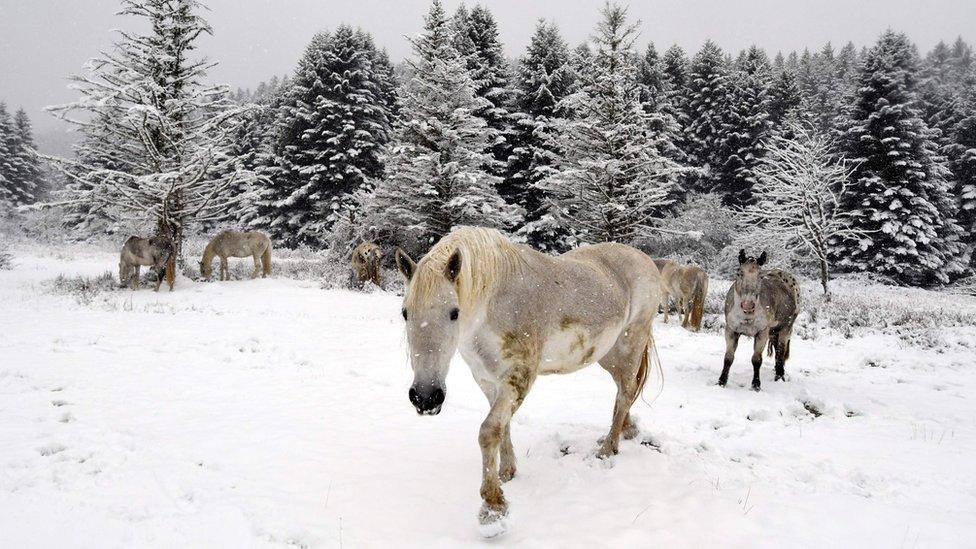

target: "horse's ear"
[738,249,747,264]
[445,250,462,282]
[757,251,767,266]
[395,248,416,281]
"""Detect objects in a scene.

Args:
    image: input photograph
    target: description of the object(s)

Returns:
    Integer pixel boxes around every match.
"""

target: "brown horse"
[351,241,383,288]
[119,235,175,291]
[200,230,272,281]
[720,250,800,391]
[654,259,709,331]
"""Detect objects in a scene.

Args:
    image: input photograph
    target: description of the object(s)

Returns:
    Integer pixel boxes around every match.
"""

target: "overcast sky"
[1,0,974,134]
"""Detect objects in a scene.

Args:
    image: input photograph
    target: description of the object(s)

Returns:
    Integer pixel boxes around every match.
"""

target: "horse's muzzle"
[409,386,445,416]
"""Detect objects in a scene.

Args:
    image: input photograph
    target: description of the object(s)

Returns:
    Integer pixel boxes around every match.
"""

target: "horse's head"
[199,259,212,280]
[396,247,463,416]
[735,249,767,315]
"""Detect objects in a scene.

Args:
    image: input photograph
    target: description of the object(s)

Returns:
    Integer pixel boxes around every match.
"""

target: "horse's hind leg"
[131,265,140,290]
[597,326,649,457]
[251,253,261,279]
[774,326,793,381]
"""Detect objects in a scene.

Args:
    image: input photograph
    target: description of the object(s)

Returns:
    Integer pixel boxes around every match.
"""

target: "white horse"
[394,227,662,535]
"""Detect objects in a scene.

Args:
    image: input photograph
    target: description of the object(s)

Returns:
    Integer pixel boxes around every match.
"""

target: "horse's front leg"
[661,291,670,323]
[718,328,739,386]
[220,257,229,281]
[478,365,535,531]
[131,265,140,290]
[751,329,770,391]
[475,379,518,483]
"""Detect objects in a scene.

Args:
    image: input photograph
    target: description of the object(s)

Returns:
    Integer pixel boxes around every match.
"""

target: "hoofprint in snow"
[1,241,975,548]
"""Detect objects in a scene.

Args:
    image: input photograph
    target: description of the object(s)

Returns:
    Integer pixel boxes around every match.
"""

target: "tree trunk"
[819,257,830,301]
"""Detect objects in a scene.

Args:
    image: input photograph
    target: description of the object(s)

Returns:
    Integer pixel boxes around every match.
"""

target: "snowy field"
[1,241,975,548]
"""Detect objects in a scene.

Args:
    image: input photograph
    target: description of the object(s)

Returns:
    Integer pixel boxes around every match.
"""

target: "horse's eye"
[401,308,408,321]
[449,308,459,321]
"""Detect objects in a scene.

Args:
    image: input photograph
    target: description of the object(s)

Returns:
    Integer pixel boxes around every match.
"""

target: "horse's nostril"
[408,387,422,406]
[430,388,445,408]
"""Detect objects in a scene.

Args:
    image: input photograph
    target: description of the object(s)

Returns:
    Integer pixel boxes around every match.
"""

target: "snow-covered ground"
[1,241,975,548]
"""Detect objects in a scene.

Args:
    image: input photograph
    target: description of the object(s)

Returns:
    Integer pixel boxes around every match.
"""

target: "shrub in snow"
[48,271,118,305]
[639,193,736,272]
[0,245,11,270]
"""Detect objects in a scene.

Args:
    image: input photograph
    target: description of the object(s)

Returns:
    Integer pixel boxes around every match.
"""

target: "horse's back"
[559,243,661,318]
[763,269,801,319]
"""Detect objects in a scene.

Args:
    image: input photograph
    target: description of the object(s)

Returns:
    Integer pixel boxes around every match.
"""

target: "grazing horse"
[395,227,662,535]
[119,235,175,291]
[351,241,383,288]
[199,230,272,281]
[654,259,709,331]
[720,250,800,391]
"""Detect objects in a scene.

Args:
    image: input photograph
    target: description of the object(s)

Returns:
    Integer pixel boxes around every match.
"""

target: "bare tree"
[742,124,861,295]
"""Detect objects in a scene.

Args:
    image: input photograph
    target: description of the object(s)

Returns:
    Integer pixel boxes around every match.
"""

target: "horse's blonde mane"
[405,227,525,311]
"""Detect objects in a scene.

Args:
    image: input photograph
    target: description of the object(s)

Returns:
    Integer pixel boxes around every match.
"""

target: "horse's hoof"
[717,377,728,387]
[596,443,618,459]
[478,502,509,538]
[774,374,785,382]
[499,465,516,483]
[752,382,762,391]
[622,425,640,441]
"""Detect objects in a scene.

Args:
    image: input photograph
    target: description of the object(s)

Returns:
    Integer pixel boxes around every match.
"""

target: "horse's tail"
[639,329,665,406]
[689,271,708,331]
[262,242,272,276]
[767,329,778,357]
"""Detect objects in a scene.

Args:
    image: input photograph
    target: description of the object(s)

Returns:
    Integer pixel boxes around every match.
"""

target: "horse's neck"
[203,243,218,262]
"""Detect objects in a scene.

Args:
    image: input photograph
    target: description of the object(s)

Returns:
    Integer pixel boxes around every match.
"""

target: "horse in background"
[351,241,383,288]
[200,230,272,281]
[119,235,175,291]
[395,226,662,536]
[720,250,800,391]
[654,259,709,331]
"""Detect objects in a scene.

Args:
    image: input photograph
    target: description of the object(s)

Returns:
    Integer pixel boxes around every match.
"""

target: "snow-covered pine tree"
[43,0,259,256]
[768,52,802,129]
[259,26,393,247]
[661,45,690,115]
[456,5,515,192]
[719,46,773,206]
[685,40,734,194]
[505,20,576,249]
[636,43,687,169]
[359,0,520,255]
[0,103,15,208]
[218,76,289,229]
[7,108,44,205]
[949,113,976,268]
[539,3,681,246]
[831,30,965,285]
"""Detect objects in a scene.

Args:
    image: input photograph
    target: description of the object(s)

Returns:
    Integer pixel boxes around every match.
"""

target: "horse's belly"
[539,324,621,374]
